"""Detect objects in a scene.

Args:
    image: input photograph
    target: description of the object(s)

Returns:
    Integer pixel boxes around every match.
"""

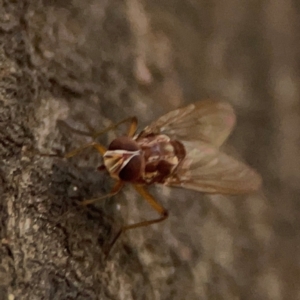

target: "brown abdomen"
[135,134,186,184]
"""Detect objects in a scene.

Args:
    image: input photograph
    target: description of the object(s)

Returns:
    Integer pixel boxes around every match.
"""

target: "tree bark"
[1,0,300,299]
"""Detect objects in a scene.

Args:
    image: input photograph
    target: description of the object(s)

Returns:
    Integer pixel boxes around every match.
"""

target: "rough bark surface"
[0,0,299,299]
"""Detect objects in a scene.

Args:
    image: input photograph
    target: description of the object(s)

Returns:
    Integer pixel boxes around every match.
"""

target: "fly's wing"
[165,141,262,194]
[138,100,236,147]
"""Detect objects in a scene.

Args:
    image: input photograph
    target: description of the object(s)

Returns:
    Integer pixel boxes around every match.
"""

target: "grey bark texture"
[0,0,300,299]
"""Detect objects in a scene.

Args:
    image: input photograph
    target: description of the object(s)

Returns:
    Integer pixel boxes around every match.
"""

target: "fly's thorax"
[135,134,186,184]
[103,136,145,182]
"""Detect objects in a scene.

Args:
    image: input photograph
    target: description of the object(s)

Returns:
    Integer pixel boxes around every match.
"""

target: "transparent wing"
[165,141,262,194]
[138,100,236,147]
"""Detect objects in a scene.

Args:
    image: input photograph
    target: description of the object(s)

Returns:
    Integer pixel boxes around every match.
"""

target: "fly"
[61,100,262,254]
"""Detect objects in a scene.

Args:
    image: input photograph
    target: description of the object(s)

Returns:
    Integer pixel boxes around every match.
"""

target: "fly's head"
[103,136,144,182]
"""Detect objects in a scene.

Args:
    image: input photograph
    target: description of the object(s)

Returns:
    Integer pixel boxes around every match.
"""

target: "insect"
[64,100,262,253]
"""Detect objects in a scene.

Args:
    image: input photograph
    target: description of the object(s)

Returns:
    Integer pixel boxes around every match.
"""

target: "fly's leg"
[105,185,168,256]
[58,116,137,139]
[79,180,124,206]
[36,116,137,158]
[54,181,123,223]
[57,120,94,137]
[126,116,138,138]
[92,117,138,140]
[33,141,107,158]
[33,151,63,158]
[59,117,137,158]
[59,146,116,223]
[64,141,107,158]
[42,117,137,158]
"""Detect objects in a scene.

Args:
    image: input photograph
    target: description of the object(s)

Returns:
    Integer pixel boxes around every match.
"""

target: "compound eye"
[109,136,139,151]
[119,155,143,181]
